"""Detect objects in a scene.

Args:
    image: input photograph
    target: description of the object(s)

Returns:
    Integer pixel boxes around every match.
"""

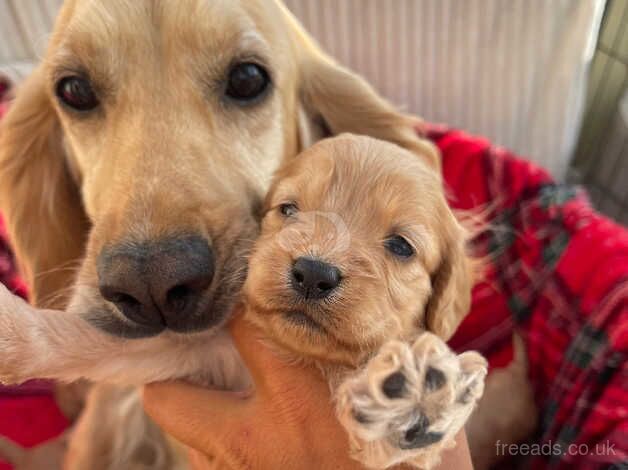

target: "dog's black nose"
[291,257,341,299]
[97,236,214,332]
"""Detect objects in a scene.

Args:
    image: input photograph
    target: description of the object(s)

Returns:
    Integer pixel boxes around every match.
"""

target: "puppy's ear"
[0,67,89,308]
[281,3,439,169]
[425,219,473,341]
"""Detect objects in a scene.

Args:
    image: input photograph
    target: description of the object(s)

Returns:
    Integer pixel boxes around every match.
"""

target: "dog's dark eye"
[279,203,298,217]
[384,235,415,258]
[225,63,270,103]
[55,76,99,111]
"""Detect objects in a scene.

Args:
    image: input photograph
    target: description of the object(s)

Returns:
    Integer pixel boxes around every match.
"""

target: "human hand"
[143,312,473,469]
[143,311,363,469]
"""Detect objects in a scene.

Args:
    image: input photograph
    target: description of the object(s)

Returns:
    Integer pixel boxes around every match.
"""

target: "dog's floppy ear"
[425,217,473,341]
[281,4,439,169]
[0,67,89,308]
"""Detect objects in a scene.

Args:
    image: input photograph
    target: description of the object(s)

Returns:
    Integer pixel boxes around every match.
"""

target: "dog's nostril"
[166,284,192,312]
[111,292,141,308]
[99,286,146,323]
[317,280,335,292]
[100,287,140,309]
[293,271,305,284]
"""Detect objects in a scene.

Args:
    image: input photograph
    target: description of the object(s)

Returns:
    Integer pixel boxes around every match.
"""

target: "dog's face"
[45,0,305,337]
[244,135,471,366]
[0,0,440,339]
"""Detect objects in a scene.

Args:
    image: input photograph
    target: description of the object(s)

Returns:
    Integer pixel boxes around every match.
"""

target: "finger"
[228,312,283,386]
[228,310,265,363]
[142,381,251,454]
[228,313,329,391]
[0,436,24,466]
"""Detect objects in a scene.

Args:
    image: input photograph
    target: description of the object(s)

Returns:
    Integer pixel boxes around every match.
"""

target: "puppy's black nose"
[97,236,214,332]
[291,257,341,299]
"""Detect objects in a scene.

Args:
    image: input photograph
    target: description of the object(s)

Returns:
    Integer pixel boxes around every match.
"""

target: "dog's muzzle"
[97,235,215,333]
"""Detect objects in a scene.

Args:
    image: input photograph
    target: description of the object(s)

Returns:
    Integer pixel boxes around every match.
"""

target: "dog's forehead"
[283,141,444,232]
[60,0,281,57]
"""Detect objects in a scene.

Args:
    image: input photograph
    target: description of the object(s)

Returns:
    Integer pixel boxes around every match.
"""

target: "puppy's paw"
[336,333,487,469]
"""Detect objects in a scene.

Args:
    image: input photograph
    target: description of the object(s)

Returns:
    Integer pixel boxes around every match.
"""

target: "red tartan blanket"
[436,125,628,469]
[0,96,626,469]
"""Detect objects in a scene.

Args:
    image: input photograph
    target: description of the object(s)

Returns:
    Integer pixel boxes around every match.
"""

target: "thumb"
[229,311,316,389]
[142,380,252,455]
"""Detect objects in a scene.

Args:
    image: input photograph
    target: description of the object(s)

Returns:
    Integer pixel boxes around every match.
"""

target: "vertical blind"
[0,0,605,179]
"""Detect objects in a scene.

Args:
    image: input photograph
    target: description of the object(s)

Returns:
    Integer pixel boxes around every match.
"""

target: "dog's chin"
[263,311,365,365]
[283,310,326,332]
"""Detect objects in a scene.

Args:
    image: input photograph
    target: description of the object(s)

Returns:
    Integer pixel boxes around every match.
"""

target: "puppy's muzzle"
[97,235,215,332]
[290,257,342,300]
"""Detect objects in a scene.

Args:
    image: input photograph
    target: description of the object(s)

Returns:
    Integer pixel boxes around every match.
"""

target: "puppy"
[243,134,487,469]
[0,134,485,469]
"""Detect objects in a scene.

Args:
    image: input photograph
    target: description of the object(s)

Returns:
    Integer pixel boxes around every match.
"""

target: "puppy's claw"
[336,332,487,469]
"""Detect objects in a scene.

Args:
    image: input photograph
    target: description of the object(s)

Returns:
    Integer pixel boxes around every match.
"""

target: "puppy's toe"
[455,351,488,404]
[365,341,418,404]
[424,366,447,392]
[410,332,451,360]
[382,371,407,399]
[336,341,420,444]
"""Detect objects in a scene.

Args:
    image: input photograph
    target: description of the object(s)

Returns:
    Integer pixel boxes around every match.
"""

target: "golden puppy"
[244,134,488,469]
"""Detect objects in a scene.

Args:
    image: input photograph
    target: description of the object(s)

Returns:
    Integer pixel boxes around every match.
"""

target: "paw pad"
[352,409,371,424]
[382,371,406,398]
[425,366,446,391]
[399,413,444,450]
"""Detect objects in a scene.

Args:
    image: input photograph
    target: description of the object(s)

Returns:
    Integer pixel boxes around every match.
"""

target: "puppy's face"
[244,135,472,366]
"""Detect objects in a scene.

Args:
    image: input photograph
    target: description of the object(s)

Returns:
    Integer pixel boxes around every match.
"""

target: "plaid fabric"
[436,125,628,469]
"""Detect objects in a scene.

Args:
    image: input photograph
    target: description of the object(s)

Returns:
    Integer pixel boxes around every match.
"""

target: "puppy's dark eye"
[384,235,415,258]
[225,63,270,103]
[279,203,298,217]
[55,76,99,111]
